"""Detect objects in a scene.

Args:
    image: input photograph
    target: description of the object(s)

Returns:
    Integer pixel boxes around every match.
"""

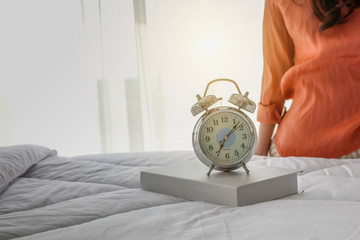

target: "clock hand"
[216,140,225,157]
[229,122,243,136]
[216,121,241,157]
[223,121,241,142]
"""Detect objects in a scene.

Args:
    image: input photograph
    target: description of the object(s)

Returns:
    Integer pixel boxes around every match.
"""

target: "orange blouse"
[257,0,360,158]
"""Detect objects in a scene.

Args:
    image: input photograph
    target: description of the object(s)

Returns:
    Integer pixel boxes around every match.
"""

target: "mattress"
[1,145,360,240]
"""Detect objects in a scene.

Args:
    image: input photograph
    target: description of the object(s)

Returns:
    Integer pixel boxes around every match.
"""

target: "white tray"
[141,160,298,207]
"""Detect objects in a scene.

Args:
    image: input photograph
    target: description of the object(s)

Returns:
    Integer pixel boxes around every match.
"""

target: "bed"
[1,144,360,240]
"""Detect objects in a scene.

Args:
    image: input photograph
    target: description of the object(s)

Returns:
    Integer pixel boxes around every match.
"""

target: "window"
[0,0,265,155]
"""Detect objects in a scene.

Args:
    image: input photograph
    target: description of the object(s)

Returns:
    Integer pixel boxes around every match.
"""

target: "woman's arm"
[254,123,275,156]
[255,0,294,156]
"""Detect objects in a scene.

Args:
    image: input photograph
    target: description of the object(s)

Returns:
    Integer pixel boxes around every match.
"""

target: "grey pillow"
[0,145,57,194]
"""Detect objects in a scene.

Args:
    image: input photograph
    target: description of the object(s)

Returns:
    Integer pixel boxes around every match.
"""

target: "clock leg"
[207,164,215,176]
[241,162,250,174]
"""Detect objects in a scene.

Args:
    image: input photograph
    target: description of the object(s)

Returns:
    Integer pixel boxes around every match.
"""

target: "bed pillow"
[0,144,57,194]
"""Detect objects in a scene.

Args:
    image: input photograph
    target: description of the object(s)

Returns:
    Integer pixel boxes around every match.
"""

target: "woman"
[255,0,360,158]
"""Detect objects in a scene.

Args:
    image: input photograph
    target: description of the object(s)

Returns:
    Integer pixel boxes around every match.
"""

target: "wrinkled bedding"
[1,148,360,240]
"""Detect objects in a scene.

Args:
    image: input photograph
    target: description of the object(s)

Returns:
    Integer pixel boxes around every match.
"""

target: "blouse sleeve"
[257,0,294,124]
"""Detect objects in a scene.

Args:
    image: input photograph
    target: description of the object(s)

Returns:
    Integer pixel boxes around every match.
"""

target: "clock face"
[198,110,254,165]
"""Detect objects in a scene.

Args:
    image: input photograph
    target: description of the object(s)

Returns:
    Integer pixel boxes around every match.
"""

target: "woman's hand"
[254,123,275,156]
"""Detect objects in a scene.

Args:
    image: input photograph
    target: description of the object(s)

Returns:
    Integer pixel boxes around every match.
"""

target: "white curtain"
[133,0,166,151]
[99,0,265,153]
[0,0,103,156]
[0,0,265,155]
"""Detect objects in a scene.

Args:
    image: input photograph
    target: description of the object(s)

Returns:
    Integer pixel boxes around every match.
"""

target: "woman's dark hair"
[311,0,360,32]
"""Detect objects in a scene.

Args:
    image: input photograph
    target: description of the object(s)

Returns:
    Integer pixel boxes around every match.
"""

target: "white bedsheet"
[1,150,360,240]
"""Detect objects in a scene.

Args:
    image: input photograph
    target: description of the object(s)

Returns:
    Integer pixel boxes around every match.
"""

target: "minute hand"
[225,121,241,139]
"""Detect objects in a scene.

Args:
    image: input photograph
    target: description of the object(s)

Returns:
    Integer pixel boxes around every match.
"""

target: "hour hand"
[216,143,224,157]
[216,140,228,158]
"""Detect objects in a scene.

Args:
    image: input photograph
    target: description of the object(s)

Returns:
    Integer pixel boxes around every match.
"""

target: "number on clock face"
[199,111,252,164]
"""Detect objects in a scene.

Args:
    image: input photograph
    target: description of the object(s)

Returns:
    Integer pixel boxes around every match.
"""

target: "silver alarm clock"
[191,79,257,176]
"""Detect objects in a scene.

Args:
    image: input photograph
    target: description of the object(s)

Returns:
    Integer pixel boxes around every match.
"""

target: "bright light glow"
[202,36,219,56]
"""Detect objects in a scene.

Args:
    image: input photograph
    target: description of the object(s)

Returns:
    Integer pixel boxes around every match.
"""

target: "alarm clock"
[191,79,257,176]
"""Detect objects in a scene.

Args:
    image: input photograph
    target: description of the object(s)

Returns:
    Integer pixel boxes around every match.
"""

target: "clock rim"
[192,106,257,172]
